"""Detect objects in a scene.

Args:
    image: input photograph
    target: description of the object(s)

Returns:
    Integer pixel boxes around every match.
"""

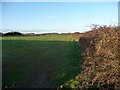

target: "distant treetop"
[4,31,22,36]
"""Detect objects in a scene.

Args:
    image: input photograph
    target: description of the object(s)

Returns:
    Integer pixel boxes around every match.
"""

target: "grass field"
[2,34,82,88]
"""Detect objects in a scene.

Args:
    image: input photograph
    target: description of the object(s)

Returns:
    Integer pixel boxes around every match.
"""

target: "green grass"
[2,34,82,88]
[2,34,74,41]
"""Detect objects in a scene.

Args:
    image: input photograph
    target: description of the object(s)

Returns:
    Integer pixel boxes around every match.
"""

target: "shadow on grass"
[2,40,84,88]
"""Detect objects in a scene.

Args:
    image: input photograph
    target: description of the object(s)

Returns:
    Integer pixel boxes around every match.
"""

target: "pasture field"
[2,34,82,88]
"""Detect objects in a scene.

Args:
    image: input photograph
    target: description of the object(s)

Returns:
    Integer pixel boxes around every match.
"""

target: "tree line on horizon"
[0,31,81,36]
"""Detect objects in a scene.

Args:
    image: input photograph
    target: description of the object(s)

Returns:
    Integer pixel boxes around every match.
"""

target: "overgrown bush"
[78,25,120,89]
[60,25,120,89]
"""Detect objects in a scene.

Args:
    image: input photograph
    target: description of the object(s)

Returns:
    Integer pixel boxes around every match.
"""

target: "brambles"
[78,25,120,89]
[61,25,120,89]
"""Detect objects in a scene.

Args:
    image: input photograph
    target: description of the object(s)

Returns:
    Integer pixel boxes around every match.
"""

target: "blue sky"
[2,2,118,33]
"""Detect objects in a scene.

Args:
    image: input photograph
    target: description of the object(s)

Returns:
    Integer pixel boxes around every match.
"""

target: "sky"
[2,2,118,33]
